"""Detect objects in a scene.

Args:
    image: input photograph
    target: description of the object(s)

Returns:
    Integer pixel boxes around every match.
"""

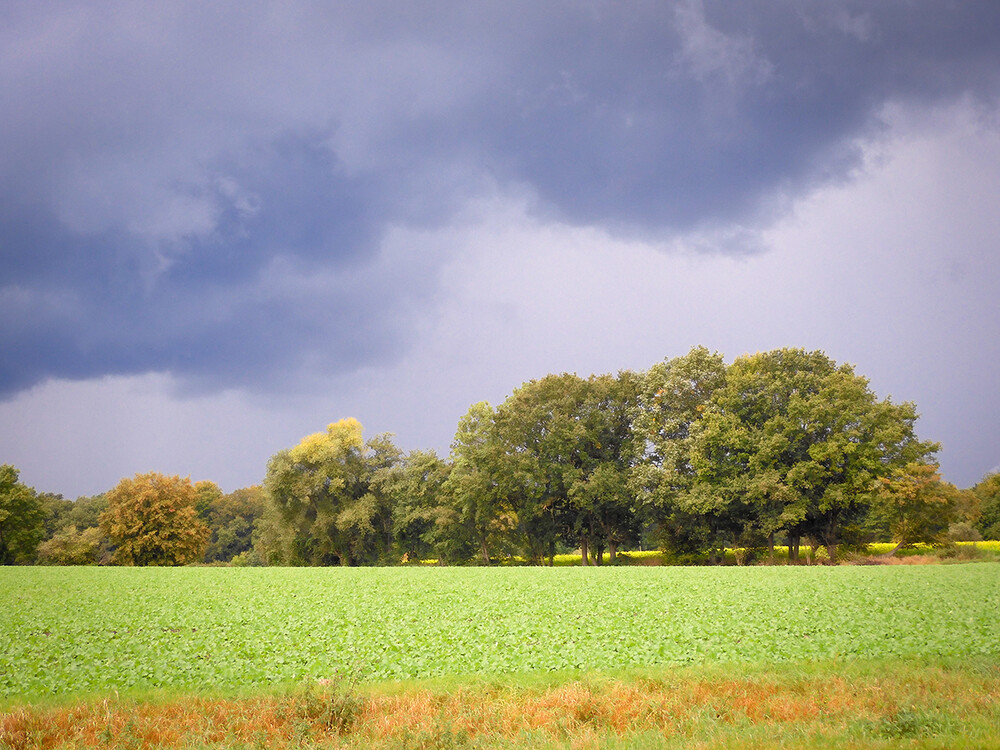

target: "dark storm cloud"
[2,0,999,396]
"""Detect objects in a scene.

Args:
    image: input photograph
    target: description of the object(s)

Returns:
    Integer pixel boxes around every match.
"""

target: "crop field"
[3,564,1000,703]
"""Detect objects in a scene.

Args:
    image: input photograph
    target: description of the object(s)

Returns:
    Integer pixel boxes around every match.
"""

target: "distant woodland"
[3,347,998,567]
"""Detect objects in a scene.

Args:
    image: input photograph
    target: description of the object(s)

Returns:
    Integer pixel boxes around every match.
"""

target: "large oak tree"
[686,349,937,562]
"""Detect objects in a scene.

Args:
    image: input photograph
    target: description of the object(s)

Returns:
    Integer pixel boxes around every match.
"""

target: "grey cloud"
[2,0,1000,396]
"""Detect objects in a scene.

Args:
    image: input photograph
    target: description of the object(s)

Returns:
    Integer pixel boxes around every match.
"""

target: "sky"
[2,1,999,498]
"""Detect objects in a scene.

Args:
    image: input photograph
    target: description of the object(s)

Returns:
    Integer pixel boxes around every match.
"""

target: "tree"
[35,493,111,565]
[371,449,452,563]
[687,349,936,563]
[483,371,641,566]
[0,465,45,564]
[204,486,266,563]
[262,418,403,566]
[631,347,728,562]
[39,493,73,538]
[63,494,108,531]
[564,371,641,565]
[493,374,587,565]
[194,480,224,522]
[872,462,962,554]
[442,402,513,565]
[972,472,1000,540]
[36,526,107,565]
[100,473,210,565]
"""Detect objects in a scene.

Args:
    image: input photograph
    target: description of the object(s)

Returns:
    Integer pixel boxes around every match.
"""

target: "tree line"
[2,347,998,566]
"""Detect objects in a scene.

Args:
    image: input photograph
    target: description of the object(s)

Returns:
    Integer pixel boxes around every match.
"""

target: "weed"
[873,706,951,739]
[293,667,367,735]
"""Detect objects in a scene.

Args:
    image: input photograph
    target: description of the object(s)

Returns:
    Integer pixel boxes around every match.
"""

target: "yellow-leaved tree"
[100,472,210,565]
[263,418,402,565]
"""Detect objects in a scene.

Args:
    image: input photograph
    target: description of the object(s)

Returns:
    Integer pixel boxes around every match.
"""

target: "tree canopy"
[683,349,937,562]
[973,472,1000,540]
[100,473,210,566]
[9,345,971,567]
[0,465,45,565]
[262,418,405,565]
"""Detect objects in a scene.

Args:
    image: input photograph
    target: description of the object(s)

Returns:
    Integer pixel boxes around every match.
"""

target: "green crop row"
[3,564,999,702]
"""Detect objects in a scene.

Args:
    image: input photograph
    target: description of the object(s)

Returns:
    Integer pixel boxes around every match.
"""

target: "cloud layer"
[4,1,1000,398]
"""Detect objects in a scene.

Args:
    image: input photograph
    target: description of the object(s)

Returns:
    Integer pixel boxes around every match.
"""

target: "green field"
[4,564,1000,703]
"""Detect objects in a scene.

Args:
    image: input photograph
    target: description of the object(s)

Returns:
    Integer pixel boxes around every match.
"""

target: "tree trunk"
[767,532,775,564]
[609,540,618,564]
[789,533,800,564]
[480,539,491,566]
[580,537,589,566]
[882,540,905,557]
[825,517,839,564]
[548,538,556,567]
[594,544,604,566]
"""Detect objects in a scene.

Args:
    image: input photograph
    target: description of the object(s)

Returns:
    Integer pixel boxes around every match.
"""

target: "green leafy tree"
[250,500,298,565]
[630,347,727,562]
[204,486,266,563]
[337,431,403,565]
[36,526,107,565]
[688,349,936,563]
[489,371,640,565]
[493,374,586,565]
[194,480,224,522]
[100,473,211,565]
[442,402,513,565]
[972,472,1000,540]
[36,493,111,565]
[564,371,641,564]
[371,449,452,563]
[39,493,73,538]
[263,418,403,566]
[63,494,108,531]
[0,465,45,564]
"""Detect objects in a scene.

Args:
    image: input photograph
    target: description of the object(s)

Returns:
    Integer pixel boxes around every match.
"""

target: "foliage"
[0,465,44,565]
[193,480,224,521]
[34,493,110,565]
[973,472,1000,540]
[263,419,403,566]
[685,349,938,563]
[203,486,266,563]
[38,493,73,538]
[99,473,211,566]
[372,449,451,563]
[441,373,640,566]
[494,372,639,565]
[630,346,728,561]
[441,402,512,565]
[62,494,108,532]
[10,346,959,569]
[35,525,107,565]
[872,462,963,553]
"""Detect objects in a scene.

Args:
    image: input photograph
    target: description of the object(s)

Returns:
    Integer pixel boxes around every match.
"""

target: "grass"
[3,658,999,748]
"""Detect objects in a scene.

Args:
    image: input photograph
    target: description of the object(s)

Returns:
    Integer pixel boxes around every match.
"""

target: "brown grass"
[3,666,1000,749]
